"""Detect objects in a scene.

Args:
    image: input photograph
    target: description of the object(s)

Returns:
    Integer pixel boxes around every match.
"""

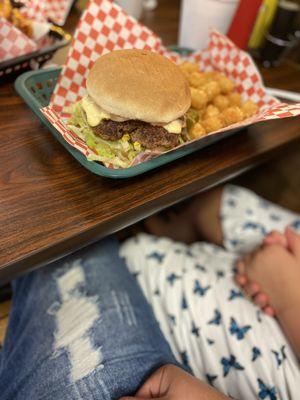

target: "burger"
[68,49,191,168]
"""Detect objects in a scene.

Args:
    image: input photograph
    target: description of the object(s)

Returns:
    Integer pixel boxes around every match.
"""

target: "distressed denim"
[0,236,179,400]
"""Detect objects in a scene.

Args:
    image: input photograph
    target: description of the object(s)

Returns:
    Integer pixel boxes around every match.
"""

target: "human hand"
[119,364,228,400]
[235,227,300,317]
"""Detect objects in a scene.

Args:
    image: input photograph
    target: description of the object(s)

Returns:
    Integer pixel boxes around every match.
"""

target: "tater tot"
[180,62,199,75]
[213,94,230,111]
[189,122,207,139]
[188,71,207,88]
[218,75,235,94]
[203,71,218,80]
[242,100,259,118]
[202,116,224,133]
[222,106,244,126]
[202,81,221,101]
[203,104,220,119]
[198,108,205,120]
[191,87,208,110]
[228,92,242,107]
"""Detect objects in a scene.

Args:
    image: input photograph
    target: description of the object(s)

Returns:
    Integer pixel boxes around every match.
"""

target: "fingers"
[253,292,269,308]
[134,366,165,398]
[236,260,246,275]
[235,273,247,286]
[285,226,300,258]
[263,305,276,317]
[119,397,167,400]
[264,230,288,248]
[244,281,260,297]
[235,259,274,316]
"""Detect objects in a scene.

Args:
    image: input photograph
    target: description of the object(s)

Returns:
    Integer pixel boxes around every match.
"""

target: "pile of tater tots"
[180,62,259,140]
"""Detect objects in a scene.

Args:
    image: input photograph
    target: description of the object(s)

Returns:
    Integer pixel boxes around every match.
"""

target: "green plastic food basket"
[14,67,241,179]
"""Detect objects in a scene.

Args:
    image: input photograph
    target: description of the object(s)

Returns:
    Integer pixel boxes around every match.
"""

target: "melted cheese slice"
[81,96,183,133]
[162,119,183,134]
[81,96,111,127]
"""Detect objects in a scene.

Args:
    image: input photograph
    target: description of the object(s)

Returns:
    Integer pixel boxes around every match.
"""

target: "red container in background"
[227,0,263,49]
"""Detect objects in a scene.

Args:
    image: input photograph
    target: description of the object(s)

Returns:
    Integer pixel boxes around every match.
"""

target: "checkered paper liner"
[20,0,73,26]
[0,17,38,62]
[40,0,300,169]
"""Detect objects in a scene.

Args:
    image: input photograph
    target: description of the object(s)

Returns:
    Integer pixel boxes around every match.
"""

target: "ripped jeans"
[0,236,179,400]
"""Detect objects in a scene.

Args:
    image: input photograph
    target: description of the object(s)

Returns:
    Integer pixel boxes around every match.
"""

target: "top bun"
[86,49,191,124]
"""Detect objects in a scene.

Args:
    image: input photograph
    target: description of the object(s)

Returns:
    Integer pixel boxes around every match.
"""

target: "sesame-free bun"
[86,49,191,124]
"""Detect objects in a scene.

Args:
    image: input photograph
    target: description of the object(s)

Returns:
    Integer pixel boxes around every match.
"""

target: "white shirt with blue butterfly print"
[120,185,300,400]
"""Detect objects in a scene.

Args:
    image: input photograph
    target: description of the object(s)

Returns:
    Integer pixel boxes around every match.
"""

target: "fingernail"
[235,274,247,286]
[264,306,276,317]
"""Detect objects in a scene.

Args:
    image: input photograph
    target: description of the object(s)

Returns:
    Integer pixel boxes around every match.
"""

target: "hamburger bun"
[86,49,191,124]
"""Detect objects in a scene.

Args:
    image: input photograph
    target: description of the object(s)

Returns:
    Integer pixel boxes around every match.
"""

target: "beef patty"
[92,119,179,150]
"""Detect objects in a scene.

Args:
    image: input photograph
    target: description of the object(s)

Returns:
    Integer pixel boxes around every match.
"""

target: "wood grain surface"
[0,0,299,283]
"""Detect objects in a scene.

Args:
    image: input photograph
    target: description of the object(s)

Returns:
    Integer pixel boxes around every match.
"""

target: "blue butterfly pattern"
[168,314,176,326]
[191,322,200,337]
[228,289,244,301]
[206,374,217,386]
[180,350,191,369]
[227,198,236,207]
[229,317,251,340]
[195,264,207,272]
[208,309,222,326]
[216,270,225,279]
[257,310,262,323]
[252,346,262,362]
[229,239,239,247]
[269,213,281,222]
[257,378,277,400]
[186,249,193,257]
[272,345,286,368]
[242,222,266,235]
[221,355,244,377]
[194,279,211,296]
[258,199,270,209]
[291,220,300,230]
[181,295,188,310]
[174,248,182,254]
[166,273,181,286]
[147,251,165,263]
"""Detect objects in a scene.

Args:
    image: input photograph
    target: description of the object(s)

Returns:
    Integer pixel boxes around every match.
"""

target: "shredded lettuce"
[67,101,141,168]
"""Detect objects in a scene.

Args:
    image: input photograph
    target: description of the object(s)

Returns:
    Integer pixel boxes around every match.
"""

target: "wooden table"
[1,0,300,283]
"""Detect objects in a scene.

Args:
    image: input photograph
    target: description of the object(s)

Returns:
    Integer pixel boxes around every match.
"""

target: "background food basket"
[0,27,71,80]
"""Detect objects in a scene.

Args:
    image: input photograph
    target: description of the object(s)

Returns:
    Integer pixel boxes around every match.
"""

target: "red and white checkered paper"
[41,0,300,169]
[20,0,73,26]
[0,17,38,62]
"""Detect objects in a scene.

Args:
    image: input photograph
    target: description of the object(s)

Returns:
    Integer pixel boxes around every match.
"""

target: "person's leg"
[0,236,179,400]
[220,185,300,254]
[121,231,300,400]
[146,184,300,253]
[144,186,224,245]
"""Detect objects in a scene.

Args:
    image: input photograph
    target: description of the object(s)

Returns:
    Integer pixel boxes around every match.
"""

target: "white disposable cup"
[115,0,144,20]
[179,0,240,49]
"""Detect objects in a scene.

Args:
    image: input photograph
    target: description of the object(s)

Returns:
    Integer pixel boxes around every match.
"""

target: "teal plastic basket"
[15,67,241,178]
